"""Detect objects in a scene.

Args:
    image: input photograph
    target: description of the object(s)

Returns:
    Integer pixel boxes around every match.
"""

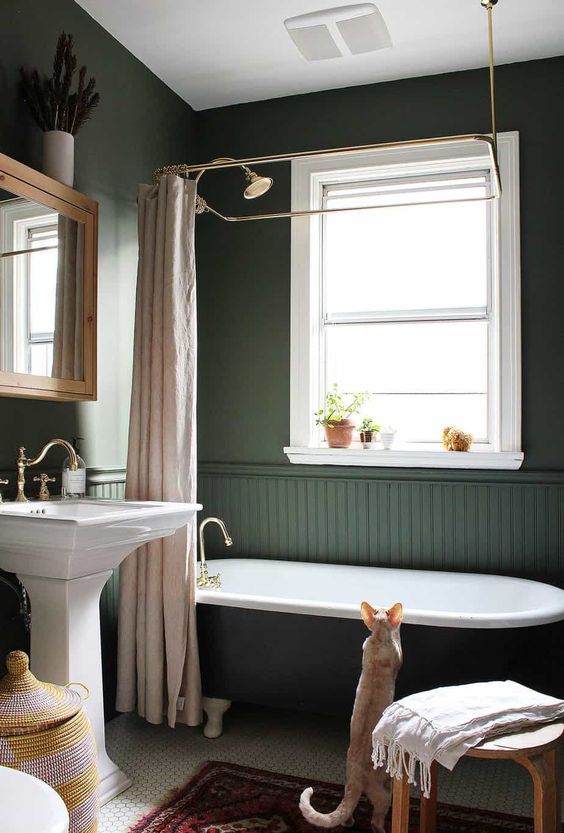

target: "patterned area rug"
[128,760,546,833]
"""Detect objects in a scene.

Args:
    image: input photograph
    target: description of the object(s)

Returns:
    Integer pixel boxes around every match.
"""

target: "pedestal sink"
[0,498,201,804]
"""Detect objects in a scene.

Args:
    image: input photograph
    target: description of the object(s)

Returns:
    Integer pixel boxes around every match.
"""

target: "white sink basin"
[0,497,201,806]
[0,498,199,579]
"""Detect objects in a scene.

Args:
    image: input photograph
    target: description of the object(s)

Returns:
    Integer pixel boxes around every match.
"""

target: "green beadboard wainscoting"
[197,465,564,588]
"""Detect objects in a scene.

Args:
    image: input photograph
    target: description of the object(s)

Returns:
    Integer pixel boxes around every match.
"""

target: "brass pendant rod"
[485,1,498,156]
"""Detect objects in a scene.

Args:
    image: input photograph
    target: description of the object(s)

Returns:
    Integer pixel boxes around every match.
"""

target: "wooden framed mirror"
[0,153,97,400]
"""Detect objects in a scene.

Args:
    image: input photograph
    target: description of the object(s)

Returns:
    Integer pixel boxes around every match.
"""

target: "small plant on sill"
[314,384,369,449]
[358,417,380,449]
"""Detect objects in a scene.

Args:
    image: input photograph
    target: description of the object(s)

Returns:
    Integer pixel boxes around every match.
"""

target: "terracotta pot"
[324,418,355,448]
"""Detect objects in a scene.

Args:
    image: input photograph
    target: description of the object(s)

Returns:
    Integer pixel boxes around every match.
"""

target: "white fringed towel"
[372,681,564,798]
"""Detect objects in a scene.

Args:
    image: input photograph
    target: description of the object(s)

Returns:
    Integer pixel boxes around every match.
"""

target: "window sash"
[321,318,491,444]
[319,170,493,446]
[28,224,58,241]
[323,169,491,202]
[324,307,488,324]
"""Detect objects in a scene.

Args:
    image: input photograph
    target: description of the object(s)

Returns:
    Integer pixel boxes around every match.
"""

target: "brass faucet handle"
[0,478,8,504]
[33,473,56,501]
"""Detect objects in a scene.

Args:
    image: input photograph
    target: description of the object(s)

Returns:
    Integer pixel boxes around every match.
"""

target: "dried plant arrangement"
[20,32,100,136]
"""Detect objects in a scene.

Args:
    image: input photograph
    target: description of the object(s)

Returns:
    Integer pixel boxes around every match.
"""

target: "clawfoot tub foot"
[202,697,231,738]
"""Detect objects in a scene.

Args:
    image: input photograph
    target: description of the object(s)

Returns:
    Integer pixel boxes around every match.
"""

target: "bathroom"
[0,0,564,831]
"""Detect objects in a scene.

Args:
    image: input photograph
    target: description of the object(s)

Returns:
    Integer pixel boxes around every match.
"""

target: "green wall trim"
[198,461,564,487]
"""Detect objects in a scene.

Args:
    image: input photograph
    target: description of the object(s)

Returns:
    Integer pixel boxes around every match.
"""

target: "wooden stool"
[390,723,564,833]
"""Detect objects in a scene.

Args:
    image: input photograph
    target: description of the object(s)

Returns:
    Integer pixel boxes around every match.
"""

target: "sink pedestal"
[18,569,131,805]
[0,498,201,805]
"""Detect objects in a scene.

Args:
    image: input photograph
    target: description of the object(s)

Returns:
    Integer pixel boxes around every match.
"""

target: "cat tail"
[299,785,362,828]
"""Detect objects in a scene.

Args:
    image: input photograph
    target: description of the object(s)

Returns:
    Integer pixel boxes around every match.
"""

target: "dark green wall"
[196,58,564,471]
[0,0,197,472]
[195,58,564,587]
[0,0,195,668]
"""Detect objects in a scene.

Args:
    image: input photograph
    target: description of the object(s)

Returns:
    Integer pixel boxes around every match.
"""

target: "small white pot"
[42,130,74,186]
[380,431,396,450]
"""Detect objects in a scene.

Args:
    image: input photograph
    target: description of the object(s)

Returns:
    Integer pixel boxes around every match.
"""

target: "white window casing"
[286,132,522,470]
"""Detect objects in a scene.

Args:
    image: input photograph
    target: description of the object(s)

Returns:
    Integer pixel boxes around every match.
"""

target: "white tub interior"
[196,557,564,629]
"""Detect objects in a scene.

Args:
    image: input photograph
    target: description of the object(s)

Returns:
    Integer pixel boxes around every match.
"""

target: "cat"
[299,601,403,833]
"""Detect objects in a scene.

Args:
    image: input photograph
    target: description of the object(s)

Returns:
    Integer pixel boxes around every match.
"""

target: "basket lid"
[0,651,83,736]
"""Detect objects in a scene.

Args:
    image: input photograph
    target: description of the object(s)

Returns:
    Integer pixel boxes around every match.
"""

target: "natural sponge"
[442,426,473,452]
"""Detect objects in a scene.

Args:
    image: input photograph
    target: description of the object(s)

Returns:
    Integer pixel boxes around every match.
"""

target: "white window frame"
[285,132,523,470]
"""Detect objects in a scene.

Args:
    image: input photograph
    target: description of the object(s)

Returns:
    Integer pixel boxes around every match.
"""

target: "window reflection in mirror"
[0,190,84,381]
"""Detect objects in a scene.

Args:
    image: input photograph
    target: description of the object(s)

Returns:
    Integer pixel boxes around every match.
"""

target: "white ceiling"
[75,0,564,110]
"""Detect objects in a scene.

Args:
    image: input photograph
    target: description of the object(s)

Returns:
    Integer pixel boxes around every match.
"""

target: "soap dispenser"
[62,437,86,498]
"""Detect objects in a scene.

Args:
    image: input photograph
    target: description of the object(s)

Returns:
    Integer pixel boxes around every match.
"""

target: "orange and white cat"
[299,602,403,833]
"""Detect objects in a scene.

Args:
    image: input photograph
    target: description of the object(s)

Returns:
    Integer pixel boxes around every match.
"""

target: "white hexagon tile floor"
[100,704,564,833]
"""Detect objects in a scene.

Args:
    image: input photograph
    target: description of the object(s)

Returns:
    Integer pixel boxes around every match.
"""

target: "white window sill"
[283,445,524,470]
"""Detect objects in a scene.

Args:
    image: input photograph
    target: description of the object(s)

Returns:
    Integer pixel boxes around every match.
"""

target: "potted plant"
[358,417,380,449]
[20,32,100,186]
[315,384,368,448]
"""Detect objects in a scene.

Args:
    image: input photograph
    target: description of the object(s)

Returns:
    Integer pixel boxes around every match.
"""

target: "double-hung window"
[286,133,522,469]
[0,200,58,377]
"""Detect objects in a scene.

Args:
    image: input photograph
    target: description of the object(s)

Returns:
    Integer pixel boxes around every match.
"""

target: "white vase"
[42,130,75,186]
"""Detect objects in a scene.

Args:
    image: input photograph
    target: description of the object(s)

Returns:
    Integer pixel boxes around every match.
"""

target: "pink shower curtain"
[116,175,201,728]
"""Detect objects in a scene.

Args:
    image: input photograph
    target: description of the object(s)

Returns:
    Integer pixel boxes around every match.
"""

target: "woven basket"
[0,651,99,833]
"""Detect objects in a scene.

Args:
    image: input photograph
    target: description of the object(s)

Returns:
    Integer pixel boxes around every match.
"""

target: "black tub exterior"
[197,604,564,716]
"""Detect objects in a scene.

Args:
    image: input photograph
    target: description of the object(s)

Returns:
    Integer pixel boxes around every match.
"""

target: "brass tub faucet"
[197,517,233,590]
[16,439,78,502]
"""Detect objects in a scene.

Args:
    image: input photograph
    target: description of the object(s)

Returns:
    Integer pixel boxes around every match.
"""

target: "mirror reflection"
[0,189,84,380]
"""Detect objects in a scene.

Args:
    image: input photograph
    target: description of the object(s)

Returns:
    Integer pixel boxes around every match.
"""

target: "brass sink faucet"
[197,517,233,590]
[16,439,78,503]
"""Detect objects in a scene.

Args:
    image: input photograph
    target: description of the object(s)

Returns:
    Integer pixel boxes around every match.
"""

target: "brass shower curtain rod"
[153,0,501,222]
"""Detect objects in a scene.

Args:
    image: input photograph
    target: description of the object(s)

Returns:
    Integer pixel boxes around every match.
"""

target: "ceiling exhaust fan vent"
[284,4,392,62]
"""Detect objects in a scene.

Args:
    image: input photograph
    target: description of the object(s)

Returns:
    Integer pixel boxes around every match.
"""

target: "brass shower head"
[242,168,274,199]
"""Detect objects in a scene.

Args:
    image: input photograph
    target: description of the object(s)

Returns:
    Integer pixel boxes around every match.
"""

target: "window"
[286,133,522,469]
[0,200,58,376]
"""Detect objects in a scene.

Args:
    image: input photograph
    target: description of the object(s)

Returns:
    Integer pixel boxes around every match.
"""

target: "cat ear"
[387,603,403,628]
[360,601,376,629]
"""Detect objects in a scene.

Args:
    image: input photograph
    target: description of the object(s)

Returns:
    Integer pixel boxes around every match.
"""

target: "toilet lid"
[0,766,69,833]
